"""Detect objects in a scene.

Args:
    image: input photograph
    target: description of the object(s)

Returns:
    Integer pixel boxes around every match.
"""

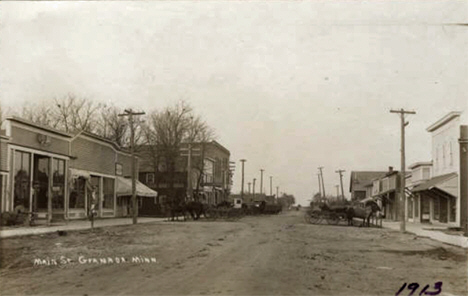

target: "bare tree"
[20,101,57,128]
[95,103,129,147]
[142,101,215,203]
[54,94,101,133]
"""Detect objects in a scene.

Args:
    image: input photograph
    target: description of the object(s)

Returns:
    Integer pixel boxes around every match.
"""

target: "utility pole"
[276,186,279,200]
[260,169,264,195]
[269,176,273,196]
[240,159,246,201]
[253,178,256,200]
[317,173,322,198]
[318,167,326,199]
[390,108,416,232]
[335,185,340,199]
[335,169,346,202]
[119,109,145,225]
[180,144,201,201]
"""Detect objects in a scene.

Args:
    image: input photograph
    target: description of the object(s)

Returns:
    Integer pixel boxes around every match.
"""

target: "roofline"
[426,111,462,132]
[408,161,433,170]
[7,116,73,138]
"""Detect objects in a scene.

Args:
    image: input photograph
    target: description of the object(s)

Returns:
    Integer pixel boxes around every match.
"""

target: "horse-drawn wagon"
[304,199,382,227]
[304,203,348,225]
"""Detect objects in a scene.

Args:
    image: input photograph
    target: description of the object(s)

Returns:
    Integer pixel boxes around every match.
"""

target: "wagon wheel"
[308,210,322,224]
[326,213,340,225]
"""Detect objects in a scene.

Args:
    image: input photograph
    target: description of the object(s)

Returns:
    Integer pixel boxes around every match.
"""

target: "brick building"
[0,117,156,224]
[138,140,231,216]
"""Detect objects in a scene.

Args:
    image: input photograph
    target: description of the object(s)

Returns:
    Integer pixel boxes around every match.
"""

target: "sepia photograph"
[0,1,467,295]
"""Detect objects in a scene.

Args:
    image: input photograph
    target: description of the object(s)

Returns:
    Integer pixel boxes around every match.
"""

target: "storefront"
[411,173,458,226]
[1,117,157,225]
[1,117,71,223]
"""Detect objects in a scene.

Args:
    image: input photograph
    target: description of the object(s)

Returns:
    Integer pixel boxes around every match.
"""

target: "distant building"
[368,167,401,221]
[138,140,231,216]
[349,171,387,201]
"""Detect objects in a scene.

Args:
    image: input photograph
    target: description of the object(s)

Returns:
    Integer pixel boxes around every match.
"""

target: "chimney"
[389,166,394,172]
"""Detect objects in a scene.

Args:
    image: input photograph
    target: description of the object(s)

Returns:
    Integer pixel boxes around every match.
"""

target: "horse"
[346,201,381,227]
[185,201,207,220]
[167,199,188,221]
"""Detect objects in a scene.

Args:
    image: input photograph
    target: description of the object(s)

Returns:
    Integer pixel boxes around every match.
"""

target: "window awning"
[412,173,458,196]
[116,177,158,198]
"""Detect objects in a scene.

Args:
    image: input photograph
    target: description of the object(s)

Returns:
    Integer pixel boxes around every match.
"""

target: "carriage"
[304,199,383,227]
[304,203,348,225]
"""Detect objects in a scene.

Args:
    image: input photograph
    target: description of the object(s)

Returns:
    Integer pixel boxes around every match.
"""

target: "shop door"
[439,197,448,223]
[33,155,50,212]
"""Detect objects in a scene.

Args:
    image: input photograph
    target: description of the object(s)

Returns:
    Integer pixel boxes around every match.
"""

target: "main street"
[1,211,466,295]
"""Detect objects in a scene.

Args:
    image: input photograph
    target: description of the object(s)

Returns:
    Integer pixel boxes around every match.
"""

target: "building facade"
[0,117,156,225]
[138,140,231,216]
[410,112,467,226]
[369,168,401,221]
[349,171,387,201]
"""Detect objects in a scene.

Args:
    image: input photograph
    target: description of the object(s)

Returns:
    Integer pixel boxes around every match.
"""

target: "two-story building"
[369,167,401,220]
[349,171,387,201]
[0,117,156,225]
[410,112,467,226]
[138,140,231,216]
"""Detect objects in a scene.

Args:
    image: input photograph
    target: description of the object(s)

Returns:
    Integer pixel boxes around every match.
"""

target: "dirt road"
[1,210,466,295]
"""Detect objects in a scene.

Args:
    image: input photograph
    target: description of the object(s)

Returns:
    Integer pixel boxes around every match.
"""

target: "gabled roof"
[349,171,387,192]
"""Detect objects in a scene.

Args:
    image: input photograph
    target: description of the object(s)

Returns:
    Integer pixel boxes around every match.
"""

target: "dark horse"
[186,201,207,220]
[168,198,188,221]
[346,201,381,227]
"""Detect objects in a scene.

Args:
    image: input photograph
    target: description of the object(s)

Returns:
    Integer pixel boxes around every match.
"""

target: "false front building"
[0,117,156,225]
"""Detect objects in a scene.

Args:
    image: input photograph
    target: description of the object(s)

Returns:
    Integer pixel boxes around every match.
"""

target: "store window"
[52,159,65,209]
[449,197,456,222]
[414,196,419,218]
[14,151,31,211]
[70,177,86,209]
[103,177,115,210]
[433,197,440,221]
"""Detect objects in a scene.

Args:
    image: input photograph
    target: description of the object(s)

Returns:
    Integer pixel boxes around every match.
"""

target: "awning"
[412,173,458,196]
[116,177,158,198]
[69,168,91,179]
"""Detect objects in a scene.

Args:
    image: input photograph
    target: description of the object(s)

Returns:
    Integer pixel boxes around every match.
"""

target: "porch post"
[459,126,468,235]
[47,157,52,225]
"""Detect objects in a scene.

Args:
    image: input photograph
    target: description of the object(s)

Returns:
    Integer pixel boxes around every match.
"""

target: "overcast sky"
[1,1,467,205]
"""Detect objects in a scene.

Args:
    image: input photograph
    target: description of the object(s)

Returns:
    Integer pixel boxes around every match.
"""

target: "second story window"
[146,173,155,184]
[443,143,446,168]
[449,141,453,166]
